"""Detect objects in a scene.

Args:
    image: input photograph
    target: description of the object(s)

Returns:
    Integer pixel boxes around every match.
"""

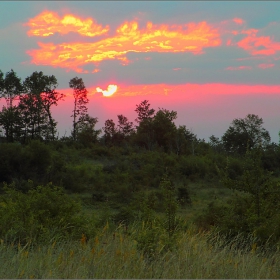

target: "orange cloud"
[26,12,221,72]
[232,18,244,25]
[237,30,280,56]
[258,63,275,69]
[25,10,109,37]
[225,66,252,70]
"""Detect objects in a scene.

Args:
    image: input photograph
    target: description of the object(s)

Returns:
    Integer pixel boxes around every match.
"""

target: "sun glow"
[96,84,118,97]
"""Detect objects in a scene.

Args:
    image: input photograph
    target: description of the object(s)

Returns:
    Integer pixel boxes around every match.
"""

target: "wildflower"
[81,233,87,246]
[251,243,257,253]
[23,250,29,258]
[94,236,99,245]
[98,249,104,256]
[70,250,74,258]
[103,221,109,232]
[19,270,25,277]
[57,253,63,265]
[91,248,95,254]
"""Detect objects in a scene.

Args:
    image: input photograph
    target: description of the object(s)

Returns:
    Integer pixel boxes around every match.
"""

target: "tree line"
[0,69,274,156]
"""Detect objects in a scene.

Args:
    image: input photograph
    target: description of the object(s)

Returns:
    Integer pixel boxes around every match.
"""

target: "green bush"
[113,206,136,225]
[0,143,22,184]
[0,182,95,245]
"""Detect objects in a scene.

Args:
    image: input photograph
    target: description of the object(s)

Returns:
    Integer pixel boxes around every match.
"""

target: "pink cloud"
[237,31,280,56]
[225,66,252,71]
[233,18,245,25]
[258,63,275,69]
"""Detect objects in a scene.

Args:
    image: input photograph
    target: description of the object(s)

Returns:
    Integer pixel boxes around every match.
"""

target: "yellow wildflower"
[81,233,87,246]
[70,250,74,258]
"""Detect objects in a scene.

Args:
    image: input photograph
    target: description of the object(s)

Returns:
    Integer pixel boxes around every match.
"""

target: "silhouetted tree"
[19,71,62,142]
[76,114,100,146]
[222,114,270,155]
[175,125,197,155]
[117,114,134,139]
[135,100,155,124]
[69,77,89,141]
[134,100,156,150]
[0,69,23,108]
[209,135,224,154]
[103,119,117,145]
[0,106,22,142]
[0,70,23,142]
[152,108,177,152]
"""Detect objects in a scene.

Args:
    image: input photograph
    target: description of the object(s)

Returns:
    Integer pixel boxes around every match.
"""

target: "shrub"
[177,186,192,206]
[0,182,95,245]
[0,143,22,184]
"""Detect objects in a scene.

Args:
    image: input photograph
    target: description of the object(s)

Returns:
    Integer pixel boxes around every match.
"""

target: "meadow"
[1,222,280,278]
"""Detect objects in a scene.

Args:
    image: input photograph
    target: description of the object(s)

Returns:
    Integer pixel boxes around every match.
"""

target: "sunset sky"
[1,1,280,142]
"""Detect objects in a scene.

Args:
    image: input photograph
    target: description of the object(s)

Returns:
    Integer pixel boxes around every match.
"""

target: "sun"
[96,84,118,97]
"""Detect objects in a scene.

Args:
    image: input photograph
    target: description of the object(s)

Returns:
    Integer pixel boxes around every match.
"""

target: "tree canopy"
[222,114,271,155]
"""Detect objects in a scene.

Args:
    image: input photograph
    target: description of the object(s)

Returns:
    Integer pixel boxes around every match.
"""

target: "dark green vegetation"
[1,69,280,277]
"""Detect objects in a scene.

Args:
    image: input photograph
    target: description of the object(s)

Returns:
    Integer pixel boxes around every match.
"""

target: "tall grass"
[1,223,279,278]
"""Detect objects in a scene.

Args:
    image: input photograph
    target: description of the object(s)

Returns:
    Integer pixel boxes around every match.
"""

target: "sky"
[1,1,280,142]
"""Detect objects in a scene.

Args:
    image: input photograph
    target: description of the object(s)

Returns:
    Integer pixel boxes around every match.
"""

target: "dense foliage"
[1,68,280,257]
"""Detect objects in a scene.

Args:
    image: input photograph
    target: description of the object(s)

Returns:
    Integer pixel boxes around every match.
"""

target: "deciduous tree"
[76,114,100,146]
[0,70,23,142]
[69,77,89,141]
[20,71,63,141]
[0,69,23,108]
[222,114,270,154]
[135,100,155,124]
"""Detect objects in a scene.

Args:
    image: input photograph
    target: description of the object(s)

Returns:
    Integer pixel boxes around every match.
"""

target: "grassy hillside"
[1,140,280,278]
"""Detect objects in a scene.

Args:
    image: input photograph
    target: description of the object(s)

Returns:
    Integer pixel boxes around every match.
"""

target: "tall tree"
[21,71,63,141]
[76,114,100,146]
[222,114,271,154]
[117,114,134,139]
[175,125,198,155]
[0,69,23,108]
[18,92,48,142]
[0,70,23,142]
[69,77,89,141]
[0,106,22,142]
[135,100,155,124]
[134,103,178,151]
[134,100,156,150]
[39,75,64,140]
[0,70,3,92]
[102,119,116,145]
[152,108,177,151]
